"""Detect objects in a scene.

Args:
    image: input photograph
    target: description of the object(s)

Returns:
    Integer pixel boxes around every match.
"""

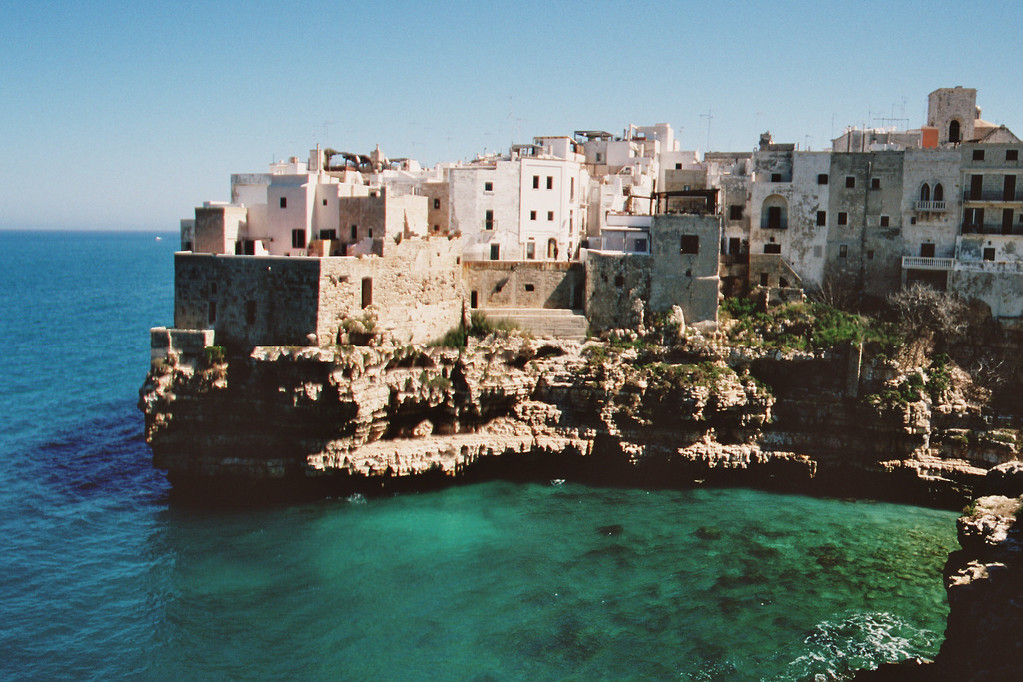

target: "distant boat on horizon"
[155,236,162,241]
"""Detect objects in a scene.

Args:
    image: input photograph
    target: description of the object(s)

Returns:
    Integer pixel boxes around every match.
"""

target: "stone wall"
[648,214,720,325]
[175,253,322,349]
[318,236,464,344]
[950,269,1023,319]
[585,252,651,331]
[463,261,584,310]
[174,236,465,349]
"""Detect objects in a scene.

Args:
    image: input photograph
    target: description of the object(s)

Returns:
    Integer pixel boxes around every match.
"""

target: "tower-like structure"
[927,86,978,145]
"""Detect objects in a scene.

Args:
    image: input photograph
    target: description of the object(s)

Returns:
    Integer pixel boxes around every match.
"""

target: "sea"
[0,229,960,681]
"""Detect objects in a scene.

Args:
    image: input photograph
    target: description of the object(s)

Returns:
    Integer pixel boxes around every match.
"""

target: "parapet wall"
[463,261,584,310]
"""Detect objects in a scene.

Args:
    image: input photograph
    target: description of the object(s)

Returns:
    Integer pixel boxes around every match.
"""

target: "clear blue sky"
[2,0,1020,230]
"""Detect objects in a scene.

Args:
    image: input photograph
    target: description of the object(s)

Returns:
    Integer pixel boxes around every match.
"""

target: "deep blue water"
[0,230,959,680]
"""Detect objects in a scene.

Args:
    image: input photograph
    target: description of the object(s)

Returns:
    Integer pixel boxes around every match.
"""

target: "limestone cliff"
[139,332,1009,504]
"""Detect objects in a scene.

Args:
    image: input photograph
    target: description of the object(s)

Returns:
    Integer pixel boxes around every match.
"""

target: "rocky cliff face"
[139,333,1008,504]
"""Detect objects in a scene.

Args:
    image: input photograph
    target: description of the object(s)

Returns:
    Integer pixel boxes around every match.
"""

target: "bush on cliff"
[720,298,898,351]
[430,312,519,347]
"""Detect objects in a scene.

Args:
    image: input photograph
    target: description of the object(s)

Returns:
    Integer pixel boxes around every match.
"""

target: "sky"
[2,0,1021,230]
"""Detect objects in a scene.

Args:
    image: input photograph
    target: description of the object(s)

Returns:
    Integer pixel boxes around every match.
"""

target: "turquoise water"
[0,231,959,680]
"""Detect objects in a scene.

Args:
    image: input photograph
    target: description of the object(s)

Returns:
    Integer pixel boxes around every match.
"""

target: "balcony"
[963,191,1022,203]
[956,259,1023,274]
[914,200,947,212]
[902,257,954,270]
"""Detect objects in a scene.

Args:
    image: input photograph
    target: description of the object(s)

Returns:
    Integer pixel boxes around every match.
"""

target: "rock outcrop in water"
[139,332,1013,505]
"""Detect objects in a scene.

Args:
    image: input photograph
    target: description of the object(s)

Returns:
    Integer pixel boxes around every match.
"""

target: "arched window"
[920,183,930,201]
[933,183,944,202]
[761,195,788,230]
[949,120,961,144]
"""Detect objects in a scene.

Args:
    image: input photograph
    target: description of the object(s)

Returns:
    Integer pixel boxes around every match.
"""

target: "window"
[433,198,441,209]
[921,243,935,258]
[350,225,357,240]
[208,301,217,324]
[367,227,373,237]
[470,291,478,308]
[245,301,257,325]
[867,250,874,260]
[767,205,782,229]
[970,174,983,200]
[634,238,647,253]
[983,247,996,261]
[319,229,337,240]
[816,211,826,226]
[485,210,495,229]
[526,241,535,259]
[433,225,439,232]
[949,120,961,143]
[614,275,624,288]
[291,229,306,248]
[680,235,699,254]
[595,153,603,163]
[547,211,554,221]
[838,212,848,225]
[211,282,217,295]
[527,210,536,221]
[532,175,539,189]
[763,243,781,254]
[361,278,372,308]
[729,205,743,220]
[880,215,890,227]
[484,181,493,192]
[973,149,985,161]
[675,163,682,169]
[845,176,856,188]
[490,244,500,260]
[920,183,930,201]
[524,284,535,292]
[817,174,829,185]
[760,273,769,286]
[279,197,287,208]
[870,178,881,190]
[771,173,781,182]
[1008,150,1019,161]
[546,176,553,190]
[934,183,944,201]
[570,177,575,200]
[839,244,848,258]
[322,199,327,206]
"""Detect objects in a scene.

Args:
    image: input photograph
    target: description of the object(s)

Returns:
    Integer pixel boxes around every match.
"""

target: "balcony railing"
[902,256,954,270]
[914,200,947,212]
[956,260,1023,274]
[963,191,1022,203]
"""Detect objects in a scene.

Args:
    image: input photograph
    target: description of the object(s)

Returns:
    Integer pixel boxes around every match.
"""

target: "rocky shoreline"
[139,333,1023,679]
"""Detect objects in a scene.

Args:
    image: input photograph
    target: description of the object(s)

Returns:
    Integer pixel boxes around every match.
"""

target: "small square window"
[771,173,781,182]
[529,210,536,221]
[680,235,699,254]
[838,212,848,225]
[816,211,826,226]
[870,178,881,190]
[729,205,743,220]
[1007,150,1019,161]
[845,176,856,188]
[280,197,287,208]
[524,284,535,292]
[817,174,829,185]
[675,163,682,169]
[322,199,327,206]
[484,182,493,192]
[880,215,890,227]
[839,244,848,258]
[614,275,624,287]
[547,211,554,221]
[973,149,985,161]
[546,176,553,190]
[867,250,874,260]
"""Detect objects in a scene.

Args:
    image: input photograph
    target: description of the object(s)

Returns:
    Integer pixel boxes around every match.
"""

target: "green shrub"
[203,345,226,366]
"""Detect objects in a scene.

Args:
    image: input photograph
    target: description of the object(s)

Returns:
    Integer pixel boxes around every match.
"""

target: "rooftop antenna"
[700,110,713,152]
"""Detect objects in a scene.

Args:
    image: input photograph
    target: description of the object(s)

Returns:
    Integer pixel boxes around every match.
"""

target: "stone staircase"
[482,308,589,341]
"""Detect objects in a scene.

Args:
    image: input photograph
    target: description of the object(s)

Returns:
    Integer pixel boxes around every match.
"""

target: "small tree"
[885,283,969,342]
